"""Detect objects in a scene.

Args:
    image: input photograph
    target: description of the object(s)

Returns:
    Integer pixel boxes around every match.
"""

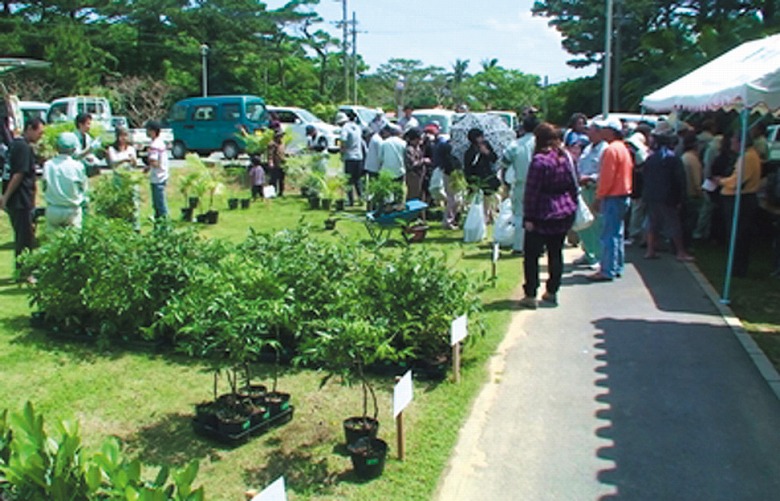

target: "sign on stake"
[450,315,468,383]
[249,476,286,501]
[393,371,413,460]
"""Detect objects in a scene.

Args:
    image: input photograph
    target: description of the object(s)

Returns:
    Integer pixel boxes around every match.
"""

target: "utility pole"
[352,11,358,104]
[613,0,623,110]
[340,0,349,102]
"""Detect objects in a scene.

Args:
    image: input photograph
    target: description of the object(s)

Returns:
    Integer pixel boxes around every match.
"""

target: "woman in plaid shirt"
[519,122,578,309]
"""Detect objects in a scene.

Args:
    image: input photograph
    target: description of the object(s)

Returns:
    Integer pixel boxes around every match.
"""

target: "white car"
[266,106,340,154]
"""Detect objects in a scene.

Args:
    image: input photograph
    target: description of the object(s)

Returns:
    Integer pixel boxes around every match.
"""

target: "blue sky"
[264,0,595,83]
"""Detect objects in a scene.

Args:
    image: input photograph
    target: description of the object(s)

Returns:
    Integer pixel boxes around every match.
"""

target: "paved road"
[436,246,780,501]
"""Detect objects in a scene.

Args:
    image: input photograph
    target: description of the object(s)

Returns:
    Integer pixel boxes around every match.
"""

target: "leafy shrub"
[21,218,224,345]
[89,168,145,223]
[22,220,485,369]
[0,402,204,500]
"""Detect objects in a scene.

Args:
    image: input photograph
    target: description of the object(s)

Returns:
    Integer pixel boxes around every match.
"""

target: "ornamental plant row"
[21,218,486,368]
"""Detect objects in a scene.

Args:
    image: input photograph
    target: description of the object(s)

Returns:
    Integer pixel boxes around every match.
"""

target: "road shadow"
[591,317,780,500]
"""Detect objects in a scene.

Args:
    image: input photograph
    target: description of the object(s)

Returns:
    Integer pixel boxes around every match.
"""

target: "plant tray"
[192,405,294,443]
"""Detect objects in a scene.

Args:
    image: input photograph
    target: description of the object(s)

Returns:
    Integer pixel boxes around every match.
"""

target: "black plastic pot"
[241,198,251,209]
[195,213,208,223]
[343,416,379,446]
[238,384,267,406]
[265,391,291,417]
[206,210,219,224]
[181,207,194,222]
[228,198,239,210]
[321,199,332,211]
[348,437,388,479]
[308,196,321,210]
[335,199,345,211]
[324,218,337,230]
[217,415,251,435]
[188,197,200,209]
[195,402,218,428]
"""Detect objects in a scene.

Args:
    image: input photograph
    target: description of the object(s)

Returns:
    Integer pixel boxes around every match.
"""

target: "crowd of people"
[314,104,778,309]
[1,113,168,282]
[3,101,778,298]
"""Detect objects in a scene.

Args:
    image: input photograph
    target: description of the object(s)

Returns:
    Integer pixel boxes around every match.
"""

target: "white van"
[47,96,114,132]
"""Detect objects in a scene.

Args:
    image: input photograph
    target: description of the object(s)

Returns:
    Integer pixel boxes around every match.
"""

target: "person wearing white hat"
[572,120,607,268]
[588,116,633,281]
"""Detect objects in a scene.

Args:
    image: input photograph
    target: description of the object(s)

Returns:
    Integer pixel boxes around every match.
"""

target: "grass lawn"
[0,159,525,500]
[691,235,780,372]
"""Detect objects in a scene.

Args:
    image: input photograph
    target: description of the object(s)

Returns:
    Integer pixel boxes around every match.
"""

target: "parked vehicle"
[487,110,518,131]
[337,105,383,128]
[19,101,49,127]
[267,105,340,153]
[47,96,114,133]
[168,95,269,159]
[104,116,173,159]
[412,109,460,138]
[589,112,663,130]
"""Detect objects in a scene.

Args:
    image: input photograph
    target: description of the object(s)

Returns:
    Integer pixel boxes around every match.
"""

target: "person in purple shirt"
[519,122,578,309]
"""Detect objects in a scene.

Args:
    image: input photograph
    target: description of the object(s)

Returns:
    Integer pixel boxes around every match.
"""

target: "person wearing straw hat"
[43,132,88,232]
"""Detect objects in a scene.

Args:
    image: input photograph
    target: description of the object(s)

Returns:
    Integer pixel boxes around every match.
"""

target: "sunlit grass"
[0,158,523,500]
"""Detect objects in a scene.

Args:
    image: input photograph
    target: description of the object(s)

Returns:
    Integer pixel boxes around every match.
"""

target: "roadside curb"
[684,262,780,401]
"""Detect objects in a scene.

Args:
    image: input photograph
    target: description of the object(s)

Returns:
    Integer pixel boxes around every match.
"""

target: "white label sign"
[450,314,468,346]
[492,242,500,263]
[251,476,286,501]
[393,370,413,418]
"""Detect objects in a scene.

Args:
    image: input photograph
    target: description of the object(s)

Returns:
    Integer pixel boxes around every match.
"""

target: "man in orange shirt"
[589,117,633,281]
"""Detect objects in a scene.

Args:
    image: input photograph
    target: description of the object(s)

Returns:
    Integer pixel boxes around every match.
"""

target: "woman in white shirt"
[107,127,137,169]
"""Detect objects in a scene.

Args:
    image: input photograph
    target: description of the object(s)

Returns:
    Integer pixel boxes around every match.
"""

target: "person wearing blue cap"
[43,132,88,232]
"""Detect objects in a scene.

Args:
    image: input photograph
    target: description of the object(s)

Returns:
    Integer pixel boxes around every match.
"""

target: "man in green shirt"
[43,132,88,232]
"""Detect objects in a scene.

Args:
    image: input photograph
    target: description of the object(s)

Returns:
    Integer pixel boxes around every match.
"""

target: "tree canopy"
[1,0,777,124]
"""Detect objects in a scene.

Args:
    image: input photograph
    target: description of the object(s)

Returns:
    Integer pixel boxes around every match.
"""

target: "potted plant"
[321,175,346,211]
[402,218,429,243]
[295,316,398,456]
[366,170,404,214]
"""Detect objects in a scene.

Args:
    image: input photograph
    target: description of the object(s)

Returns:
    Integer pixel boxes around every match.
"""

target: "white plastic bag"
[571,193,594,231]
[263,184,277,199]
[493,198,515,247]
[429,167,445,202]
[463,190,486,243]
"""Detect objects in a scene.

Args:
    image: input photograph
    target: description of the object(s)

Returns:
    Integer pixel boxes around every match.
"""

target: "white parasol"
[450,113,516,164]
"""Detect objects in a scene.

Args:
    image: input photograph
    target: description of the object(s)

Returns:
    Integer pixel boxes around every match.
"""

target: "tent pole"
[721,107,748,304]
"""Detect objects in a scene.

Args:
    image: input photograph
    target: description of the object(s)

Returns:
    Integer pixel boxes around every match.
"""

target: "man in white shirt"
[43,132,88,232]
[338,111,365,206]
[397,106,419,132]
[145,121,169,219]
[364,127,387,178]
[378,125,406,180]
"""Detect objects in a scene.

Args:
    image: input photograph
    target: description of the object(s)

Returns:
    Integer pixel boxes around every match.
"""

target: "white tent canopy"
[642,33,780,113]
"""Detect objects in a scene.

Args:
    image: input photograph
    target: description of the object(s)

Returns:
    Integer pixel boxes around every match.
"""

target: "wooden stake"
[396,410,405,461]
[452,342,461,383]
